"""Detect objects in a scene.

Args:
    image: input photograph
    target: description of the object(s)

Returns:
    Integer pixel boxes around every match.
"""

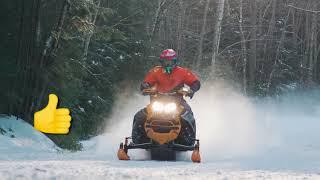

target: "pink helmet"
[160,49,177,60]
[159,49,178,73]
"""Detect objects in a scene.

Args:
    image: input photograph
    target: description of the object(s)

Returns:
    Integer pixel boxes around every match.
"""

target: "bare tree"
[150,0,168,42]
[266,7,291,94]
[83,0,101,59]
[249,0,257,93]
[177,0,186,54]
[307,9,318,84]
[211,0,225,69]
[239,0,248,93]
[196,0,210,69]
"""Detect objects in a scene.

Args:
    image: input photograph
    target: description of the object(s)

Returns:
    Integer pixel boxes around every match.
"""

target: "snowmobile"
[117,87,201,163]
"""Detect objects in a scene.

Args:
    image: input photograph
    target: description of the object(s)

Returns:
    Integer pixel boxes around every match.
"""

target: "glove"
[188,80,200,99]
[143,88,157,95]
[140,82,151,91]
[141,82,157,95]
[188,89,195,99]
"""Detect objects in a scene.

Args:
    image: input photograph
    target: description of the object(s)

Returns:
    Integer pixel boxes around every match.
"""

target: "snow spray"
[94,80,320,164]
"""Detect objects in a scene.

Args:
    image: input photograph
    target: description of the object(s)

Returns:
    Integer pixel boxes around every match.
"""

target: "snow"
[0,160,319,180]
[1,84,320,179]
[0,115,60,160]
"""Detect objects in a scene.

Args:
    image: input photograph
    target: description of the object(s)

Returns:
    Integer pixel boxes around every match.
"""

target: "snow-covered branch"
[287,4,320,14]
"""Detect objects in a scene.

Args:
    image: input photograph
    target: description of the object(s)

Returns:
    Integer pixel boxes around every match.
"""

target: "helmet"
[159,49,178,73]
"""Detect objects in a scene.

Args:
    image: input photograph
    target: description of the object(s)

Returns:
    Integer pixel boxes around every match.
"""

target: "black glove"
[140,82,150,95]
[190,80,200,92]
[140,82,151,91]
[188,80,200,99]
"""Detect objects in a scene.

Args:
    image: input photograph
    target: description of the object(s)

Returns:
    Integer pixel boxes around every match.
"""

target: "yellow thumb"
[46,94,58,110]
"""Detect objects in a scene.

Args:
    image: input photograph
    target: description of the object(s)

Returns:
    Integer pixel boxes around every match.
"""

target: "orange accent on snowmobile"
[191,140,201,163]
[144,103,183,145]
[191,149,201,163]
[118,148,130,160]
[117,141,130,160]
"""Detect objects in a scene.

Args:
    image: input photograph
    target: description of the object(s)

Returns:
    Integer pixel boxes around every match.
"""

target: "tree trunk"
[239,0,247,94]
[266,7,291,94]
[150,0,168,42]
[15,0,43,122]
[302,2,311,85]
[177,0,185,54]
[211,0,225,69]
[225,0,231,17]
[262,0,277,94]
[83,0,101,60]
[36,0,70,112]
[41,0,69,65]
[9,0,25,115]
[196,0,210,70]
[262,0,277,70]
[248,0,257,94]
[307,12,318,84]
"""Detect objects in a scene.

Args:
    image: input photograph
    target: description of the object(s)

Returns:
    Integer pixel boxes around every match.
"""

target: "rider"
[132,49,201,145]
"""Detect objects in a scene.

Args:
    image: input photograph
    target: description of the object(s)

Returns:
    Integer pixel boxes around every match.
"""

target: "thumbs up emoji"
[34,94,72,134]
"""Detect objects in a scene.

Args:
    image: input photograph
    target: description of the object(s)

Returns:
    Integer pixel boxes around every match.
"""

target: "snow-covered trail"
[1,83,320,179]
[1,160,319,180]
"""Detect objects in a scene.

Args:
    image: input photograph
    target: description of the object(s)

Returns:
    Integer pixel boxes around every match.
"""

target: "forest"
[1,0,320,150]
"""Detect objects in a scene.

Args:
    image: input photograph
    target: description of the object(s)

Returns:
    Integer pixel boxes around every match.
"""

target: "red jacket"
[143,66,199,93]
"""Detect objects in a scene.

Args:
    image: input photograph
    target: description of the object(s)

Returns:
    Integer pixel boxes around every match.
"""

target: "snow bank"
[0,115,59,160]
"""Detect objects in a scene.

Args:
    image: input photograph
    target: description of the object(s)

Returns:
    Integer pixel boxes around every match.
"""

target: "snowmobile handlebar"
[142,87,193,97]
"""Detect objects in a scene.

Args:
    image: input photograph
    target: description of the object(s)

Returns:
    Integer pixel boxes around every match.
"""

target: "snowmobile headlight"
[164,103,177,113]
[152,102,164,112]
